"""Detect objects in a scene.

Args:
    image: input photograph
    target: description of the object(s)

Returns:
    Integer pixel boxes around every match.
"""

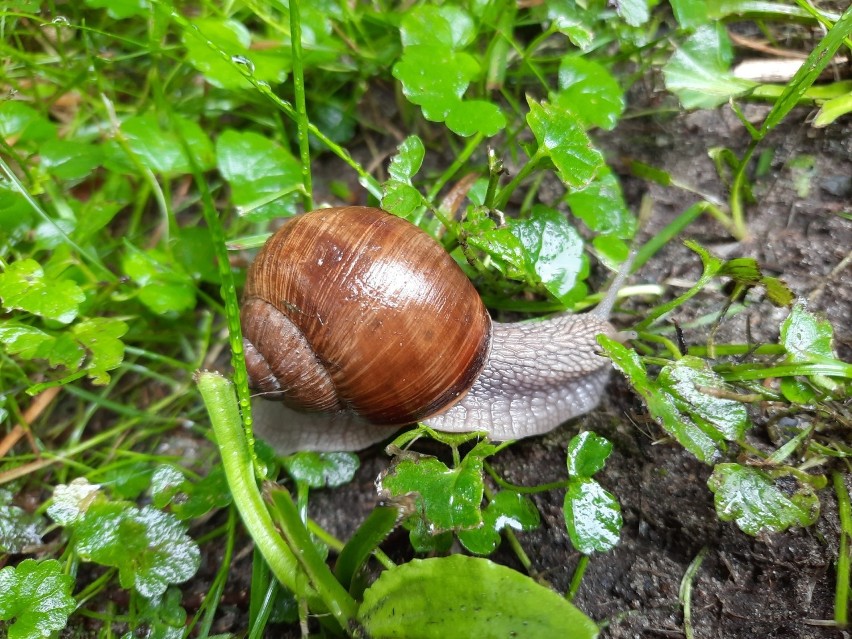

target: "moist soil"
[180,102,852,638]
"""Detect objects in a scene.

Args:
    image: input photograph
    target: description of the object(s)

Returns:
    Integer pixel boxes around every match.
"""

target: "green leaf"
[39,139,103,180]
[718,257,794,306]
[566,431,613,478]
[74,501,200,598]
[99,462,155,500]
[566,169,635,237]
[121,245,197,316]
[121,114,214,176]
[150,465,232,520]
[388,136,425,182]
[128,587,187,639]
[658,356,750,443]
[458,491,540,555]
[84,0,149,19]
[216,129,302,221]
[0,559,76,639]
[392,45,480,121]
[0,490,43,553]
[510,205,588,305]
[526,98,604,190]
[464,211,529,280]
[358,555,599,638]
[283,452,360,489]
[555,57,625,131]
[381,180,422,216]
[47,478,104,526]
[399,5,476,49]
[0,259,84,324]
[669,0,709,27]
[380,443,497,534]
[707,463,820,535]
[615,0,649,25]
[598,336,721,463]
[779,302,840,401]
[564,477,622,554]
[445,100,506,137]
[72,317,128,385]
[545,0,595,50]
[663,24,754,109]
[0,101,56,144]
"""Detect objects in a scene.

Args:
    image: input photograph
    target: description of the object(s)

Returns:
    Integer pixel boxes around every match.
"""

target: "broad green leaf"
[388,136,425,182]
[0,259,84,324]
[400,5,476,49]
[381,180,422,216]
[84,0,149,19]
[556,57,625,131]
[707,463,820,535]
[813,91,852,128]
[445,100,506,137]
[72,317,128,385]
[283,452,360,488]
[458,491,540,555]
[216,129,302,221]
[392,45,480,121]
[48,478,103,526]
[358,555,599,638]
[566,431,613,478]
[0,187,34,244]
[99,462,155,500]
[526,98,603,190]
[615,0,649,25]
[0,559,75,639]
[663,24,754,109]
[74,502,200,598]
[545,0,595,50]
[598,336,721,463]
[658,356,750,442]
[463,210,529,280]
[510,205,588,305]
[564,477,622,554]
[0,490,43,553]
[669,0,709,27]
[381,443,497,533]
[39,139,103,180]
[150,465,231,521]
[0,101,56,144]
[0,322,56,361]
[125,587,187,639]
[779,302,839,401]
[566,169,635,237]
[175,227,220,285]
[121,245,197,316]
[121,114,214,176]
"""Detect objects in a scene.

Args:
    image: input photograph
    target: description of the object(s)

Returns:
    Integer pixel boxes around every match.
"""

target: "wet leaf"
[0,490,43,553]
[150,465,232,520]
[556,57,624,131]
[780,302,840,401]
[381,180,421,216]
[546,0,595,49]
[283,452,360,489]
[381,442,497,534]
[358,555,598,638]
[526,98,603,190]
[663,24,754,109]
[0,259,84,324]
[707,463,820,535]
[566,431,613,478]
[598,336,721,463]
[463,211,529,280]
[399,5,476,49]
[564,477,622,554]
[74,501,200,598]
[120,114,214,175]
[124,587,187,639]
[658,356,750,443]
[615,0,649,26]
[40,139,103,180]
[566,168,635,237]
[100,462,155,500]
[510,205,588,305]
[445,100,506,137]
[72,317,128,384]
[458,491,540,555]
[669,0,709,27]
[48,478,103,526]
[388,136,425,182]
[121,245,197,316]
[393,45,480,121]
[216,129,302,221]
[0,559,75,639]
[0,101,56,144]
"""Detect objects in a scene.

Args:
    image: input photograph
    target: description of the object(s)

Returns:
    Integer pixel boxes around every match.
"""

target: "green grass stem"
[833,471,851,627]
[289,0,314,212]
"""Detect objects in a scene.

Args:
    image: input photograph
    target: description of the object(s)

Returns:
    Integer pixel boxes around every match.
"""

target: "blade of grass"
[833,470,851,627]
[679,546,709,639]
[289,0,313,212]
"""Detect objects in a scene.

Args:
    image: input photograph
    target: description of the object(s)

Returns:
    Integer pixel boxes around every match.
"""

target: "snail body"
[242,206,618,453]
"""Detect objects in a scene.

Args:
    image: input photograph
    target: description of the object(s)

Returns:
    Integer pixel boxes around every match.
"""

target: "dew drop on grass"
[231,55,255,74]
[52,16,70,26]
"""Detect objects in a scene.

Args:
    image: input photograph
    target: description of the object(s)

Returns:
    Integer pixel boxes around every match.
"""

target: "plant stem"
[494,148,544,210]
[289,0,313,212]
[566,555,589,601]
[833,471,851,627]
[678,546,709,639]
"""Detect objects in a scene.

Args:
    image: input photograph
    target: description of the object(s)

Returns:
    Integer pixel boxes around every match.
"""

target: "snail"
[242,206,625,453]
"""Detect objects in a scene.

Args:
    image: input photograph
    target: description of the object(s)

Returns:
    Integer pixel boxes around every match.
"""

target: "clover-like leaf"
[779,302,841,401]
[510,205,588,305]
[458,491,540,555]
[72,317,128,384]
[399,5,476,49]
[556,57,625,131]
[0,490,43,553]
[566,431,613,478]
[564,477,622,554]
[48,478,103,526]
[0,559,76,639]
[663,24,754,109]
[707,463,820,535]
[393,46,480,121]
[388,136,425,183]
[445,100,506,137]
[381,180,422,217]
[283,452,360,489]
[150,465,232,520]
[120,114,214,175]
[0,259,84,324]
[74,502,200,598]
[121,245,197,316]
[527,98,603,190]
[216,129,302,221]
[125,587,187,639]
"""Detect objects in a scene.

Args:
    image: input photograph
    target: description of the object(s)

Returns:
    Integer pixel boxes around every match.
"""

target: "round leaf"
[556,57,625,131]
